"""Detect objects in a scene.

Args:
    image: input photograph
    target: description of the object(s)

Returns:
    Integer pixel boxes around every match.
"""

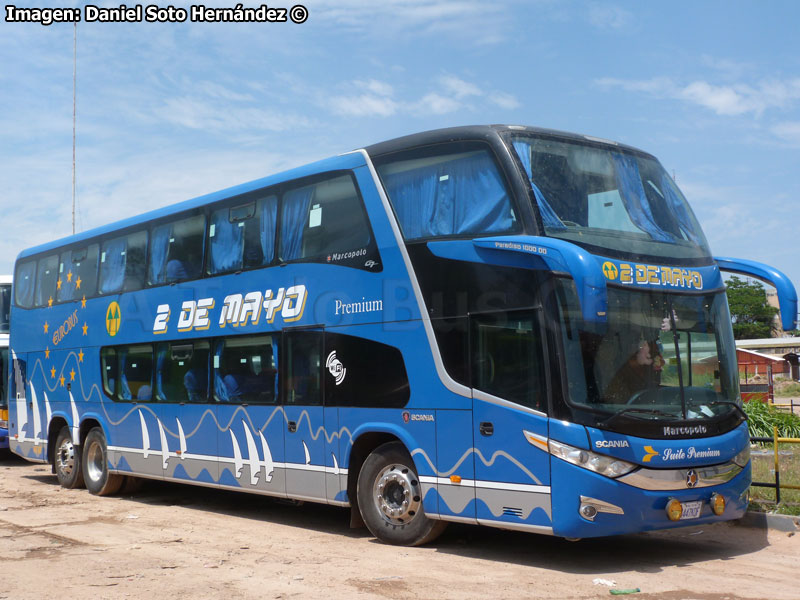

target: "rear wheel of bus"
[82,427,123,496]
[357,441,446,546]
[54,426,84,489]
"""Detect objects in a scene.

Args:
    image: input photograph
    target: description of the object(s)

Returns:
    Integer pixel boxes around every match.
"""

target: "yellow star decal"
[82,322,88,335]
[70,369,76,382]
[47,296,53,308]
[76,277,82,290]
[67,271,73,282]
[78,349,84,362]
[45,347,50,359]
[56,278,62,290]
[59,374,65,387]
[43,321,49,334]
[81,295,86,308]
[50,366,56,379]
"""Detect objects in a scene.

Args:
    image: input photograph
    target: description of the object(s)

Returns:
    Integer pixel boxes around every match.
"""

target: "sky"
[1,1,799,300]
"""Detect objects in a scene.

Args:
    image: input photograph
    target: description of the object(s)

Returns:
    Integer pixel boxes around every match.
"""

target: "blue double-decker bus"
[8,125,797,544]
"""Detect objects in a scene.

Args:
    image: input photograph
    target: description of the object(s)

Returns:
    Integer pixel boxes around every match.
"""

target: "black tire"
[54,426,85,489]
[356,441,447,546]
[82,427,123,496]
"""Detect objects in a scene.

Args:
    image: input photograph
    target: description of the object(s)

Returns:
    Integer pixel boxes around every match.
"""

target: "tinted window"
[119,345,153,402]
[99,231,147,294]
[0,284,10,333]
[156,341,210,403]
[0,347,7,406]
[149,214,205,285]
[214,335,278,404]
[208,193,277,275]
[101,347,118,399]
[280,175,371,262]
[58,244,99,302]
[324,333,409,408]
[35,254,59,307]
[284,330,322,405]
[472,311,546,412]
[14,260,36,308]
[376,143,517,240]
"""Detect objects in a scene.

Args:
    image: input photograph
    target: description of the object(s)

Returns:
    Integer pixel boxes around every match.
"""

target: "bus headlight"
[710,493,726,516]
[548,439,637,478]
[733,445,750,468]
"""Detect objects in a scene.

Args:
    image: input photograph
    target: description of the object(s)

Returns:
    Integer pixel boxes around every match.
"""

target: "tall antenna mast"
[72,23,77,235]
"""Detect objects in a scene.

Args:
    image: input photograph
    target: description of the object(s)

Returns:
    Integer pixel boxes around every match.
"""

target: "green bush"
[744,400,800,439]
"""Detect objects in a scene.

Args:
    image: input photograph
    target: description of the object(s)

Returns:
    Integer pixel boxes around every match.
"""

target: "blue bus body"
[7,126,795,543]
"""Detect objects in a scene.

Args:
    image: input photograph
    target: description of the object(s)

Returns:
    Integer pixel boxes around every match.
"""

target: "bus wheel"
[82,427,123,496]
[54,426,85,489]
[356,441,446,546]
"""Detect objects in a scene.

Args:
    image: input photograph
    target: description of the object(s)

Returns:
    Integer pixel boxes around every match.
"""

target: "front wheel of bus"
[54,426,84,489]
[357,442,446,546]
[82,427,123,496]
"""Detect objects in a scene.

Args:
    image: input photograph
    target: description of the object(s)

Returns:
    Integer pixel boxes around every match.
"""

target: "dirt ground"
[0,453,796,600]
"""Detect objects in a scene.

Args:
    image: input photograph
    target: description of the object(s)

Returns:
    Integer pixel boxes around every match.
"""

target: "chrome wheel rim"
[86,441,104,484]
[373,463,422,525]
[56,437,76,477]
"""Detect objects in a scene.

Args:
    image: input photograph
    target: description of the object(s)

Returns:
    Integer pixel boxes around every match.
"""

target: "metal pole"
[774,426,781,504]
[72,22,77,235]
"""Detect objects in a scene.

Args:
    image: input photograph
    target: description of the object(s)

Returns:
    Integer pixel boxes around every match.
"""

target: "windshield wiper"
[698,400,747,421]
[599,406,677,429]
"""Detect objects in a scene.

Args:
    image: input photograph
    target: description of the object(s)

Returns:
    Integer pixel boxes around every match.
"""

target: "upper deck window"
[511,136,711,260]
[57,244,99,302]
[99,230,147,294]
[14,261,36,308]
[34,254,59,307]
[207,193,277,275]
[0,284,10,333]
[375,143,518,241]
[148,214,206,285]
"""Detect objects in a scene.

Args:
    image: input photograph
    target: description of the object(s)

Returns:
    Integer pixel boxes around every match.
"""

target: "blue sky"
[2,1,799,296]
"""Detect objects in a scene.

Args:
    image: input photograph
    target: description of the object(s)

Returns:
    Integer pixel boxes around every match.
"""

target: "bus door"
[213,334,285,496]
[282,327,333,503]
[470,309,552,530]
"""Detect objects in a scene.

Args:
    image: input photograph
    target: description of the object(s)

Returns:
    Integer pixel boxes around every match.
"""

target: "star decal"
[43,321,49,334]
[81,295,86,308]
[56,278,62,290]
[67,271,73,282]
[82,322,88,335]
[59,374,65,387]
[45,347,50,359]
[69,369,76,382]
[78,349,84,363]
[47,297,53,308]
[76,276,82,290]
[50,366,56,379]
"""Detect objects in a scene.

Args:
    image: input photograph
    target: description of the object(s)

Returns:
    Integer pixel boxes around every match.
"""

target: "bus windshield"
[0,283,10,333]
[510,135,711,261]
[558,284,740,430]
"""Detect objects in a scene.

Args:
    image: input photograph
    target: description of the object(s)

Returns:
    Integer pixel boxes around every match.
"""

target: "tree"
[725,276,779,339]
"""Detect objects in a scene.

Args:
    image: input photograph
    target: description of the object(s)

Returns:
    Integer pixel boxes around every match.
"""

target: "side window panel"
[149,214,205,285]
[14,260,36,308]
[58,243,99,302]
[472,311,547,413]
[101,347,118,399]
[119,345,153,402]
[324,333,410,408]
[280,174,373,264]
[34,254,59,307]
[283,330,322,405]
[156,341,210,403]
[99,231,147,294]
[207,193,277,275]
[213,335,278,404]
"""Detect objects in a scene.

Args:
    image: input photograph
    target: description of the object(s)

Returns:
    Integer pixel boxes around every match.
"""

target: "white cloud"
[587,3,633,30]
[413,92,462,115]
[440,75,482,99]
[328,94,400,117]
[770,121,800,145]
[488,91,521,109]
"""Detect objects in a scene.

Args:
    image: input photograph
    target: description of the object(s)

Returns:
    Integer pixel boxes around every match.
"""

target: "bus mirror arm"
[715,256,798,331]
[472,236,609,328]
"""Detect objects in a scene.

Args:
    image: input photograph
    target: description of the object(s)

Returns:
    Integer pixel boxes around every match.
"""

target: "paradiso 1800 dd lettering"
[152,285,308,334]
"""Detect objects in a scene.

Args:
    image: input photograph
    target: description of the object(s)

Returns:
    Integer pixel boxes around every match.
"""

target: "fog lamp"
[711,493,726,516]
[665,498,682,521]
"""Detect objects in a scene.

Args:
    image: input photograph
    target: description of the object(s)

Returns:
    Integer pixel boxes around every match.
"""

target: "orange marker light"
[666,498,682,521]
[711,493,725,516]
[450,475,462,484]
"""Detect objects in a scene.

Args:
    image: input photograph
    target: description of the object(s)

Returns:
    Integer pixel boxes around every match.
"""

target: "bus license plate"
[680,501,702,520]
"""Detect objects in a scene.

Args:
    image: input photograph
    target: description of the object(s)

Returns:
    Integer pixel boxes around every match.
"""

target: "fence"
[750,426,800,504]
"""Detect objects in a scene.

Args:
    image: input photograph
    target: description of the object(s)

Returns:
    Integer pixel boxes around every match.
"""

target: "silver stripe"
[356,148,471,398]
[436,514,479,525]
[473,389,547,417]
[477,519,554,535]
[617,461,742,491]
[421,475,551,495]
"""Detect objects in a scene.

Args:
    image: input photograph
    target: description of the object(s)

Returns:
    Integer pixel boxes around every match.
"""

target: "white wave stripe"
[15,358,28,438]
[69,391,80,445]
[259,431,274,483]
[331,453,339,476]
[43,391,52,430]
[158,419,169,469]
[139,410,150,459]
[177,418,187,459]
[242,421,260,485]
[230,430,243,478]
[412,446,543,485]
[302,440,311,465]
[29,384,42,445]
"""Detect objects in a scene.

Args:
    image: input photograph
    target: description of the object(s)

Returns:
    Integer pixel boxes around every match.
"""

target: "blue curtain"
[213,342,229,402]
[149,224,171,284]
[281,186,314,261]
[512,140,566,231]
[210,209,243,273]
[15,261,35,307]
[100,238,127,294]
[383,167,438,239]
[260,196,278,263]
[119,350,132,401]
[612,153,672,242]
[660,174,702,245]
[155,347,167,402]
